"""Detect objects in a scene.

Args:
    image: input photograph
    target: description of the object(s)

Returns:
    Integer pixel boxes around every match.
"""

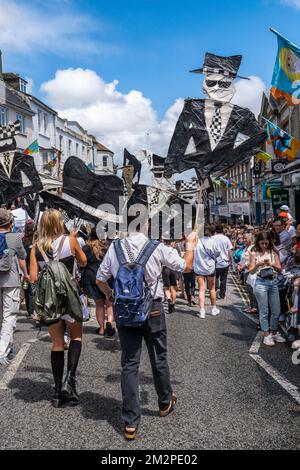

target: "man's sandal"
[124,427,137,441]
[159,393,177,417]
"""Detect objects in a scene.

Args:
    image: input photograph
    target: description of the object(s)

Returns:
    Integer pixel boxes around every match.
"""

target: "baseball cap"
[0,208,13,227]
[280,205,290,211]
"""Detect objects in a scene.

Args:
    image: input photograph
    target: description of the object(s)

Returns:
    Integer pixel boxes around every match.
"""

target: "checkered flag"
[180,181,198,193]
[0,121,21,141]
[149,188,160,207]
[177,180,198,205]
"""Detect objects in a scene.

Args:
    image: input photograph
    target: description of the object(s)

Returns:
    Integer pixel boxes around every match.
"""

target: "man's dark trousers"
[216,266,229,298]
[117,301,173,428]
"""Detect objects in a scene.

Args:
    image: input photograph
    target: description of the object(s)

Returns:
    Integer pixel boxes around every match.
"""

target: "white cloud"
[232,76,267,116]
[41,68,184,163]
[281,0,300,9]
[0,0,117,57]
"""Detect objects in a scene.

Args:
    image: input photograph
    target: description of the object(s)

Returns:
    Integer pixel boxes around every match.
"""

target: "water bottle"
[23,280,29,290]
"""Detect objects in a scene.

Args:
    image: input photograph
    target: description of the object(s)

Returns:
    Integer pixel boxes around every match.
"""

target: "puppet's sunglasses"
[205,80,232,89]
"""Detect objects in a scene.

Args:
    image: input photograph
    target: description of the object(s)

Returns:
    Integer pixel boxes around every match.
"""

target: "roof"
[96,142,113,153]
[26,94,57,115]
[3,83,34,116]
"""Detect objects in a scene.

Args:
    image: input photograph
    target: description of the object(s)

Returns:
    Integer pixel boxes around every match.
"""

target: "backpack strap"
[113,239,128,266]
[55,235,67,261]
[136,240,160,267]
[38,235,67,264]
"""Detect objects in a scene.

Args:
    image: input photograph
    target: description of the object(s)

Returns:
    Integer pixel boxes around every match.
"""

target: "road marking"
[250,354,300,405]
[230,272,300,406]
[0,333,49,391]
[249,332,262,354]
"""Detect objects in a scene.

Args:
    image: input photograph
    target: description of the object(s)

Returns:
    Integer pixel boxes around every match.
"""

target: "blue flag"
[271,29,300,106]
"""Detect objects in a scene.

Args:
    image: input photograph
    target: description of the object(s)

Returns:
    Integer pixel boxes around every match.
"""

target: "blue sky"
[1,0,300,157]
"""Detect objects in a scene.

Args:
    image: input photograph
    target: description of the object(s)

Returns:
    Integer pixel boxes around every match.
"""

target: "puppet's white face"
[203,73,236,103]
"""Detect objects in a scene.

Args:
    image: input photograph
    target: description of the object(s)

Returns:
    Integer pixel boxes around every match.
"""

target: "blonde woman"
[30,209,87,407]
[81,229,115,337]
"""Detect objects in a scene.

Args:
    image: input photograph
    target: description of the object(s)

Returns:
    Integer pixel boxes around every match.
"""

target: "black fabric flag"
[164,99,267,179]
[0,152,42,204]
[61,156,124,224]
[152,154,165,173]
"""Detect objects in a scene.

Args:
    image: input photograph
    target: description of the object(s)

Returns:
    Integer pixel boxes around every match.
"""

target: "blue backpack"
[113,238,160,327]
[0,234,11,272]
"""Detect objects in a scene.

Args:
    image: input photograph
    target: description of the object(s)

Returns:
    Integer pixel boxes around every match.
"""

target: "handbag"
[258,267,274,279]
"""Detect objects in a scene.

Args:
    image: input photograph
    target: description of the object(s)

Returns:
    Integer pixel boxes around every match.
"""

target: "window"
[68,140,72,156]
[59,135,63,151]
[0,106,7,126]
[19,79,27,94]
[44,113,48,136]
[76,143,79,156]
[42,152,49,172]
[16,114,25,133]
[103,155,108,167]
[82,145,85,157]
[38,110,43,133]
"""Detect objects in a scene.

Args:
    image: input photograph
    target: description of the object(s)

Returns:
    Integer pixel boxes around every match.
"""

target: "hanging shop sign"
[271,189,290,216]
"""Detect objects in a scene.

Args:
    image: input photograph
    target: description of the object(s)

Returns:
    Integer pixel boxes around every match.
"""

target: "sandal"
[159,393,177,417]
[124,426,137,441]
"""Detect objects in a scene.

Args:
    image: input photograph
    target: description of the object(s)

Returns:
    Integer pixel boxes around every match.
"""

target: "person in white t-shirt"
[193,225,221,319]
[212,225,233,299]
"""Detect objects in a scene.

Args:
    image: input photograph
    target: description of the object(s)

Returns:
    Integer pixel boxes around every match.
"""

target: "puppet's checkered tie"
[3,152,11,174]
[210,103,222,144]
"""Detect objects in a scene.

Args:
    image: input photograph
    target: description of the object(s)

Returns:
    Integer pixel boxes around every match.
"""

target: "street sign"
[262,181,283,200]
[216,197,223,205]
[271,189,290,216]
[253,159,262,177]
[271,160,288,175]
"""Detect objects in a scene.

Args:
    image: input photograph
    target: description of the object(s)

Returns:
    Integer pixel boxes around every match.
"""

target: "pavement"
[0,275,300,450]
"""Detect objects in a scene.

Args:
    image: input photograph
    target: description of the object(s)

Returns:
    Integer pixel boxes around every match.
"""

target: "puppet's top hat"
[190,52,248,80]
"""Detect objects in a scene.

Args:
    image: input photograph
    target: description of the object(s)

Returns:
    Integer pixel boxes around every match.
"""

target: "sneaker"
[263,334,276,347]
[0,356,11,367]
[211,307,220,316]
[272,332,286,343]
[197,309,206,319]
[7,347,14,361]
[105,322,116,339]
[292,339,300,350]
[167,300,173,315]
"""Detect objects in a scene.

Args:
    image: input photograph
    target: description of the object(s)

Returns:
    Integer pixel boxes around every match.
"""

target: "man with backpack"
[96,220,197,440]
[0,208,29,366]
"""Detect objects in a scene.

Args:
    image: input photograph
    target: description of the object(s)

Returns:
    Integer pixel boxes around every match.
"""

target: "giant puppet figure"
[164,53,267,179]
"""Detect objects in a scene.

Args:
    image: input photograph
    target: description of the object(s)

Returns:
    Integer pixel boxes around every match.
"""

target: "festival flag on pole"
[24,139,39,155]
[256,151,273,162]
[271,29,300,106]
[263,117,300,160]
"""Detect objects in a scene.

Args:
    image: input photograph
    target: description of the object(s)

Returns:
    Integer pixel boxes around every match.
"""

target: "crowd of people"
[0,203,300,440]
